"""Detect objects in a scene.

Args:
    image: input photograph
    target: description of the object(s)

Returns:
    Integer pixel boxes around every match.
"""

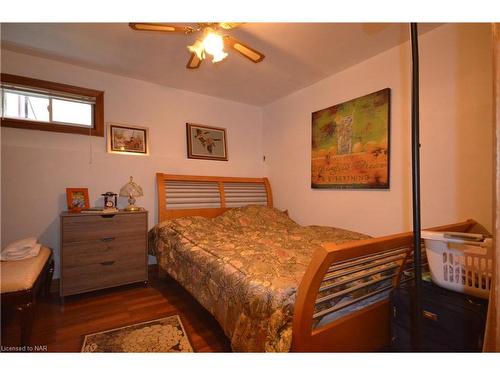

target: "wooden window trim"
[0,73,104,137]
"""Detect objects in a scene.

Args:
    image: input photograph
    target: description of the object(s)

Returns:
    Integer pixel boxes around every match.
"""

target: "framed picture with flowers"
[311,88,390,189]
[66,188,90,212]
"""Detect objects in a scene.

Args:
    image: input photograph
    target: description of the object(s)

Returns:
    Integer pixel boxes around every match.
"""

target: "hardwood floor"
[0,266,231,352]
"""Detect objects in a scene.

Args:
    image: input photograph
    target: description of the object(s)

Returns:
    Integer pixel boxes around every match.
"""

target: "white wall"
[263,24,493,236]
[1,50,265,277]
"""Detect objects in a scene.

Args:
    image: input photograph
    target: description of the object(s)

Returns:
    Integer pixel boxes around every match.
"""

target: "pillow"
[215,205,297,229]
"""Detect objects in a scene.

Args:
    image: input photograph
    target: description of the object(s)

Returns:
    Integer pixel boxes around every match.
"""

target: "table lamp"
[119,176,144,211]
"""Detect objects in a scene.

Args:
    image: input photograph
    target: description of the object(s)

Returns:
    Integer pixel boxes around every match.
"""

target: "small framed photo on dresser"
[66,188,90,212]
[107,123,149,155]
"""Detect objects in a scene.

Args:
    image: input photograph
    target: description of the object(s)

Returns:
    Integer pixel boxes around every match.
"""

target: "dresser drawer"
[62,255,146,296]
[62,236,146,267]
[62,212,146,243]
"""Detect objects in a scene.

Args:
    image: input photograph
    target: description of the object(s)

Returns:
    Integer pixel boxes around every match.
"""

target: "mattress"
[150,205,375,352]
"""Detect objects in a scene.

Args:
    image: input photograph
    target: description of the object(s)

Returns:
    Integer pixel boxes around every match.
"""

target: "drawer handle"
[422,310,438,321]
[100,237,115,242]
[101,214,116,218]
[100,261,115,266]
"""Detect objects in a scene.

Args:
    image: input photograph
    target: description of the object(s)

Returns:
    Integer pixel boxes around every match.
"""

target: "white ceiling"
[0,23,441,105]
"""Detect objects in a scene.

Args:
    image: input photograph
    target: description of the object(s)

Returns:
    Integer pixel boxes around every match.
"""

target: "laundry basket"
[421,231,493,299]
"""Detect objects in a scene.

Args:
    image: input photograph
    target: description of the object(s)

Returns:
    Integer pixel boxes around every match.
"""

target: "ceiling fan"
[129,22,265,69]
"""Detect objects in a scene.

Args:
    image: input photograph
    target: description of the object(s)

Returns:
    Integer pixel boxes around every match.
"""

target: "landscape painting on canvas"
[311,88,390,189]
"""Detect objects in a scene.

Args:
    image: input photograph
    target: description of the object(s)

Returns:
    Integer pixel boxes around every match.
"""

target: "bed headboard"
[156,173,273,222]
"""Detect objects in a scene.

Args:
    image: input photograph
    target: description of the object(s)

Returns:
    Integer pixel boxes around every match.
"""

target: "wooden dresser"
[60,210,148,297]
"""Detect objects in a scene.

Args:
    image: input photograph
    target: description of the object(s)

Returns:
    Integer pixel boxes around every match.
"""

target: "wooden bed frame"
[156,173,273,221]
[292,220,476,352]
[156,172,477,352]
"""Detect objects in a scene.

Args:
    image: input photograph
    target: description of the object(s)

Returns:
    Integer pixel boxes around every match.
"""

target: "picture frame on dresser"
[65,188,90,212]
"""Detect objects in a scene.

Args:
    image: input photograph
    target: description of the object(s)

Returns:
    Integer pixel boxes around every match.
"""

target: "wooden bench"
[1,246,54,346]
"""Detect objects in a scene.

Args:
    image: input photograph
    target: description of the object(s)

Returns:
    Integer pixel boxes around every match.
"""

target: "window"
[0,74,104,136]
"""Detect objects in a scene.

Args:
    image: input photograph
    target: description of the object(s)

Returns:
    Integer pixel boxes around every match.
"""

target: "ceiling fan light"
[187,40,205,60]
[202,31,228,63]
[210,50,228,63]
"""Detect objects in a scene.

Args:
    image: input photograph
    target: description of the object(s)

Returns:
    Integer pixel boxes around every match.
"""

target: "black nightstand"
[390,280,488,352]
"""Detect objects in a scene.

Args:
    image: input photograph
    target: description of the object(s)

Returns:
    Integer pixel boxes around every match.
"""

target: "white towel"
[1,238,41,261]
[3,237,37,251]
[1,244,41,261]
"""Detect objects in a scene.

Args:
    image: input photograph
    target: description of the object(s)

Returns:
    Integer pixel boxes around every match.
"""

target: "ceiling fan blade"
[186,53,202,69]
[224,36,265,63]
[219,22,244,30]
[129,23,194,34]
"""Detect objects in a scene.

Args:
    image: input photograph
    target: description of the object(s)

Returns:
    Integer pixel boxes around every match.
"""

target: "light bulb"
[210,50,228,63]
[187,40,205,60]
[202,30,228,63]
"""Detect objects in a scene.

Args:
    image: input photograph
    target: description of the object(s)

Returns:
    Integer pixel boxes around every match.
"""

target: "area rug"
[81,315,194,352]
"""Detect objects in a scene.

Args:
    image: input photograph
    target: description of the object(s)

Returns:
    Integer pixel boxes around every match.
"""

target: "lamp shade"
[119,176,143,198]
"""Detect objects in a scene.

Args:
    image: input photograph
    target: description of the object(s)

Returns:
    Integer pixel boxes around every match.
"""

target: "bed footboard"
[291,219,477,352]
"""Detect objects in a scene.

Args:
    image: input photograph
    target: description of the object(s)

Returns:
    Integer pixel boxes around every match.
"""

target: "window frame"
[0,74,104,137]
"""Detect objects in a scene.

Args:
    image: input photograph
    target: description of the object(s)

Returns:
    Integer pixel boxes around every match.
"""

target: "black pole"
[410,22,422,351]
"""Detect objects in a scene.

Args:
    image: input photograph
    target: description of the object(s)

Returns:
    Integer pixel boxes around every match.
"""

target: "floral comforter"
[150,205,370,352]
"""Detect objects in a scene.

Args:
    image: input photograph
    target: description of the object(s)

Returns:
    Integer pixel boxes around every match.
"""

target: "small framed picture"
[186,123,228,161]
[107,123,149,155]
[66,188,90,212]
